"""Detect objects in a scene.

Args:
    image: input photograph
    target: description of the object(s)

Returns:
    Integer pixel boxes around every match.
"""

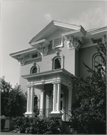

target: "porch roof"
[22,69,74,87]
[22,68,74,80]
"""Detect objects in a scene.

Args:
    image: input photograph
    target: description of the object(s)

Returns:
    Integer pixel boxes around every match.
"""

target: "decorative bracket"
[30,39,50,56]
[17,55,25,65]
[64,35,84,51]
[37,43,49,56]
[91,35,106,44]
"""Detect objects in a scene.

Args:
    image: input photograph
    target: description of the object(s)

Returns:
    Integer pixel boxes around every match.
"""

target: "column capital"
[27,84,34,88]
[52,81,61,85]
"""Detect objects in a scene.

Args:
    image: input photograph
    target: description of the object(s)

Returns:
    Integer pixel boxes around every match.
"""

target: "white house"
[10,20,107,121]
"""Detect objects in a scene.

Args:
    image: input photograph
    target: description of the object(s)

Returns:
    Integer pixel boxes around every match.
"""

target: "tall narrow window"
[32,67,37,73]
[60,93,63,110]
[54,58,61,69]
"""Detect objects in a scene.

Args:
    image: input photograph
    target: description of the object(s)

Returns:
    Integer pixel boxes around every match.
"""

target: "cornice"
[87,26,107,35]
[29,20,85,44]
[22,69,74,80]
[10,47,38,58]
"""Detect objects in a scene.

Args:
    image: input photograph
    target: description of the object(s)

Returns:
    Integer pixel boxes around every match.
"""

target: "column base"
[24,112,35,117]
[49,111,62,118]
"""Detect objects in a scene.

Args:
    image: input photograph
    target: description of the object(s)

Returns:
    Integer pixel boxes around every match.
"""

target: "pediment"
[29,20,86,45]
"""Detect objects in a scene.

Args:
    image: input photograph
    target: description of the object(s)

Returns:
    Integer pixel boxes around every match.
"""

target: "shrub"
[11,116,62,134]
[0,115,6,131]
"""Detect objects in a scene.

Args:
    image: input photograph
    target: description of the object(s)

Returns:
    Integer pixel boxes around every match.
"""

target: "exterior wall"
[20,30,76,92]
[75,50,79,77]
[79,46,97,78]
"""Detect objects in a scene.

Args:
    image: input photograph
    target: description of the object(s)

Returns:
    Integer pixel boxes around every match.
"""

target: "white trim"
[53,20,81,30]
[87,26,107,34]
[10,48,38,57]
[52,37,63,49]
[31,39,49,47]
[29,20,84,44]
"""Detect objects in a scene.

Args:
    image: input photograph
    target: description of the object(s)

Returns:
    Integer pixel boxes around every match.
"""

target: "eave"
[29,20,85,44]
[87,26,107,35]
[10,47,38,59]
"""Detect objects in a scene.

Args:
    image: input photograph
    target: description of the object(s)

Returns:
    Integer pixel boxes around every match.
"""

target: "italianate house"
[10,20,107,121]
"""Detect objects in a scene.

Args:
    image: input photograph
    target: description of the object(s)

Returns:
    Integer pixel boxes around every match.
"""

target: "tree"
[0,77,26,117]
[70,36,106,134]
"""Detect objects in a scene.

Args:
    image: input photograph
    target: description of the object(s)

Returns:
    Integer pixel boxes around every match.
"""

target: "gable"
[29,20,84,45]
[47,28,69,41]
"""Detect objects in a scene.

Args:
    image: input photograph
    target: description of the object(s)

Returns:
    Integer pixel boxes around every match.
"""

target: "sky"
[1,0,107,87]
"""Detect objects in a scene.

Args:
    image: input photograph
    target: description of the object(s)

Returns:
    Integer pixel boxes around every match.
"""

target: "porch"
[22,69,73,121]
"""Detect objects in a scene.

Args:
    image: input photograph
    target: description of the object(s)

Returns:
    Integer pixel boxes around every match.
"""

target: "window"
[60,93,63,110]
[34,96,38,106]
[53,57,61,70]
[52,52,64,70]
[30,66,37,74]
[92,53,104,71]
[30,62,40,74]
[32,53,38,58]
[54,58,61,69]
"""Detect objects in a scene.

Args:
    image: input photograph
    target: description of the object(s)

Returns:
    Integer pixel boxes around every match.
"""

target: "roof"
[29,20,85,44]
[22,68,74,79]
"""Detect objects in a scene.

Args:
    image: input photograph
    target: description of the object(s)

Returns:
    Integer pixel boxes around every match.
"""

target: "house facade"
[10,20,106,121]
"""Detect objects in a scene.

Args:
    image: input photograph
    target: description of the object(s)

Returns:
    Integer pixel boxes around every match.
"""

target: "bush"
[0,115,6,131]
[1,119,5,131]
[11,116,62,134]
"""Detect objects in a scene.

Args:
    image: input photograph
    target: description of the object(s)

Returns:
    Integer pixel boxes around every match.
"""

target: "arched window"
[30,62,40,74]
[92,53,104,71]
[54,58,61,69]
[52,52,64,70]
[52,57,61,70]
[30,66,37,74]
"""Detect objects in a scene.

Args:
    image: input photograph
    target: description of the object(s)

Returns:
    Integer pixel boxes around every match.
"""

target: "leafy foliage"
[0,77,26,117]
[11,117,62,134]
[70,36,106,134]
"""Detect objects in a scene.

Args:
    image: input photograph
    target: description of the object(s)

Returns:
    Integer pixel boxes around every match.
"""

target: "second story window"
[52,56,61,70]
[52,52,64,70]
[30,66,37,74]
[54,58,61,69]
[30,62,40,74]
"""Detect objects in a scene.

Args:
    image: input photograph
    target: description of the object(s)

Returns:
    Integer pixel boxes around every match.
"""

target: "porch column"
[52,83,57,112]
[37,95,40,110]
[50,83,62,118]
[25,85,35,117]
[30,86,34,114]
[57,83,61,112]
[26,87,30,112]
[67,86,72,121]
[39,90,44,117]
